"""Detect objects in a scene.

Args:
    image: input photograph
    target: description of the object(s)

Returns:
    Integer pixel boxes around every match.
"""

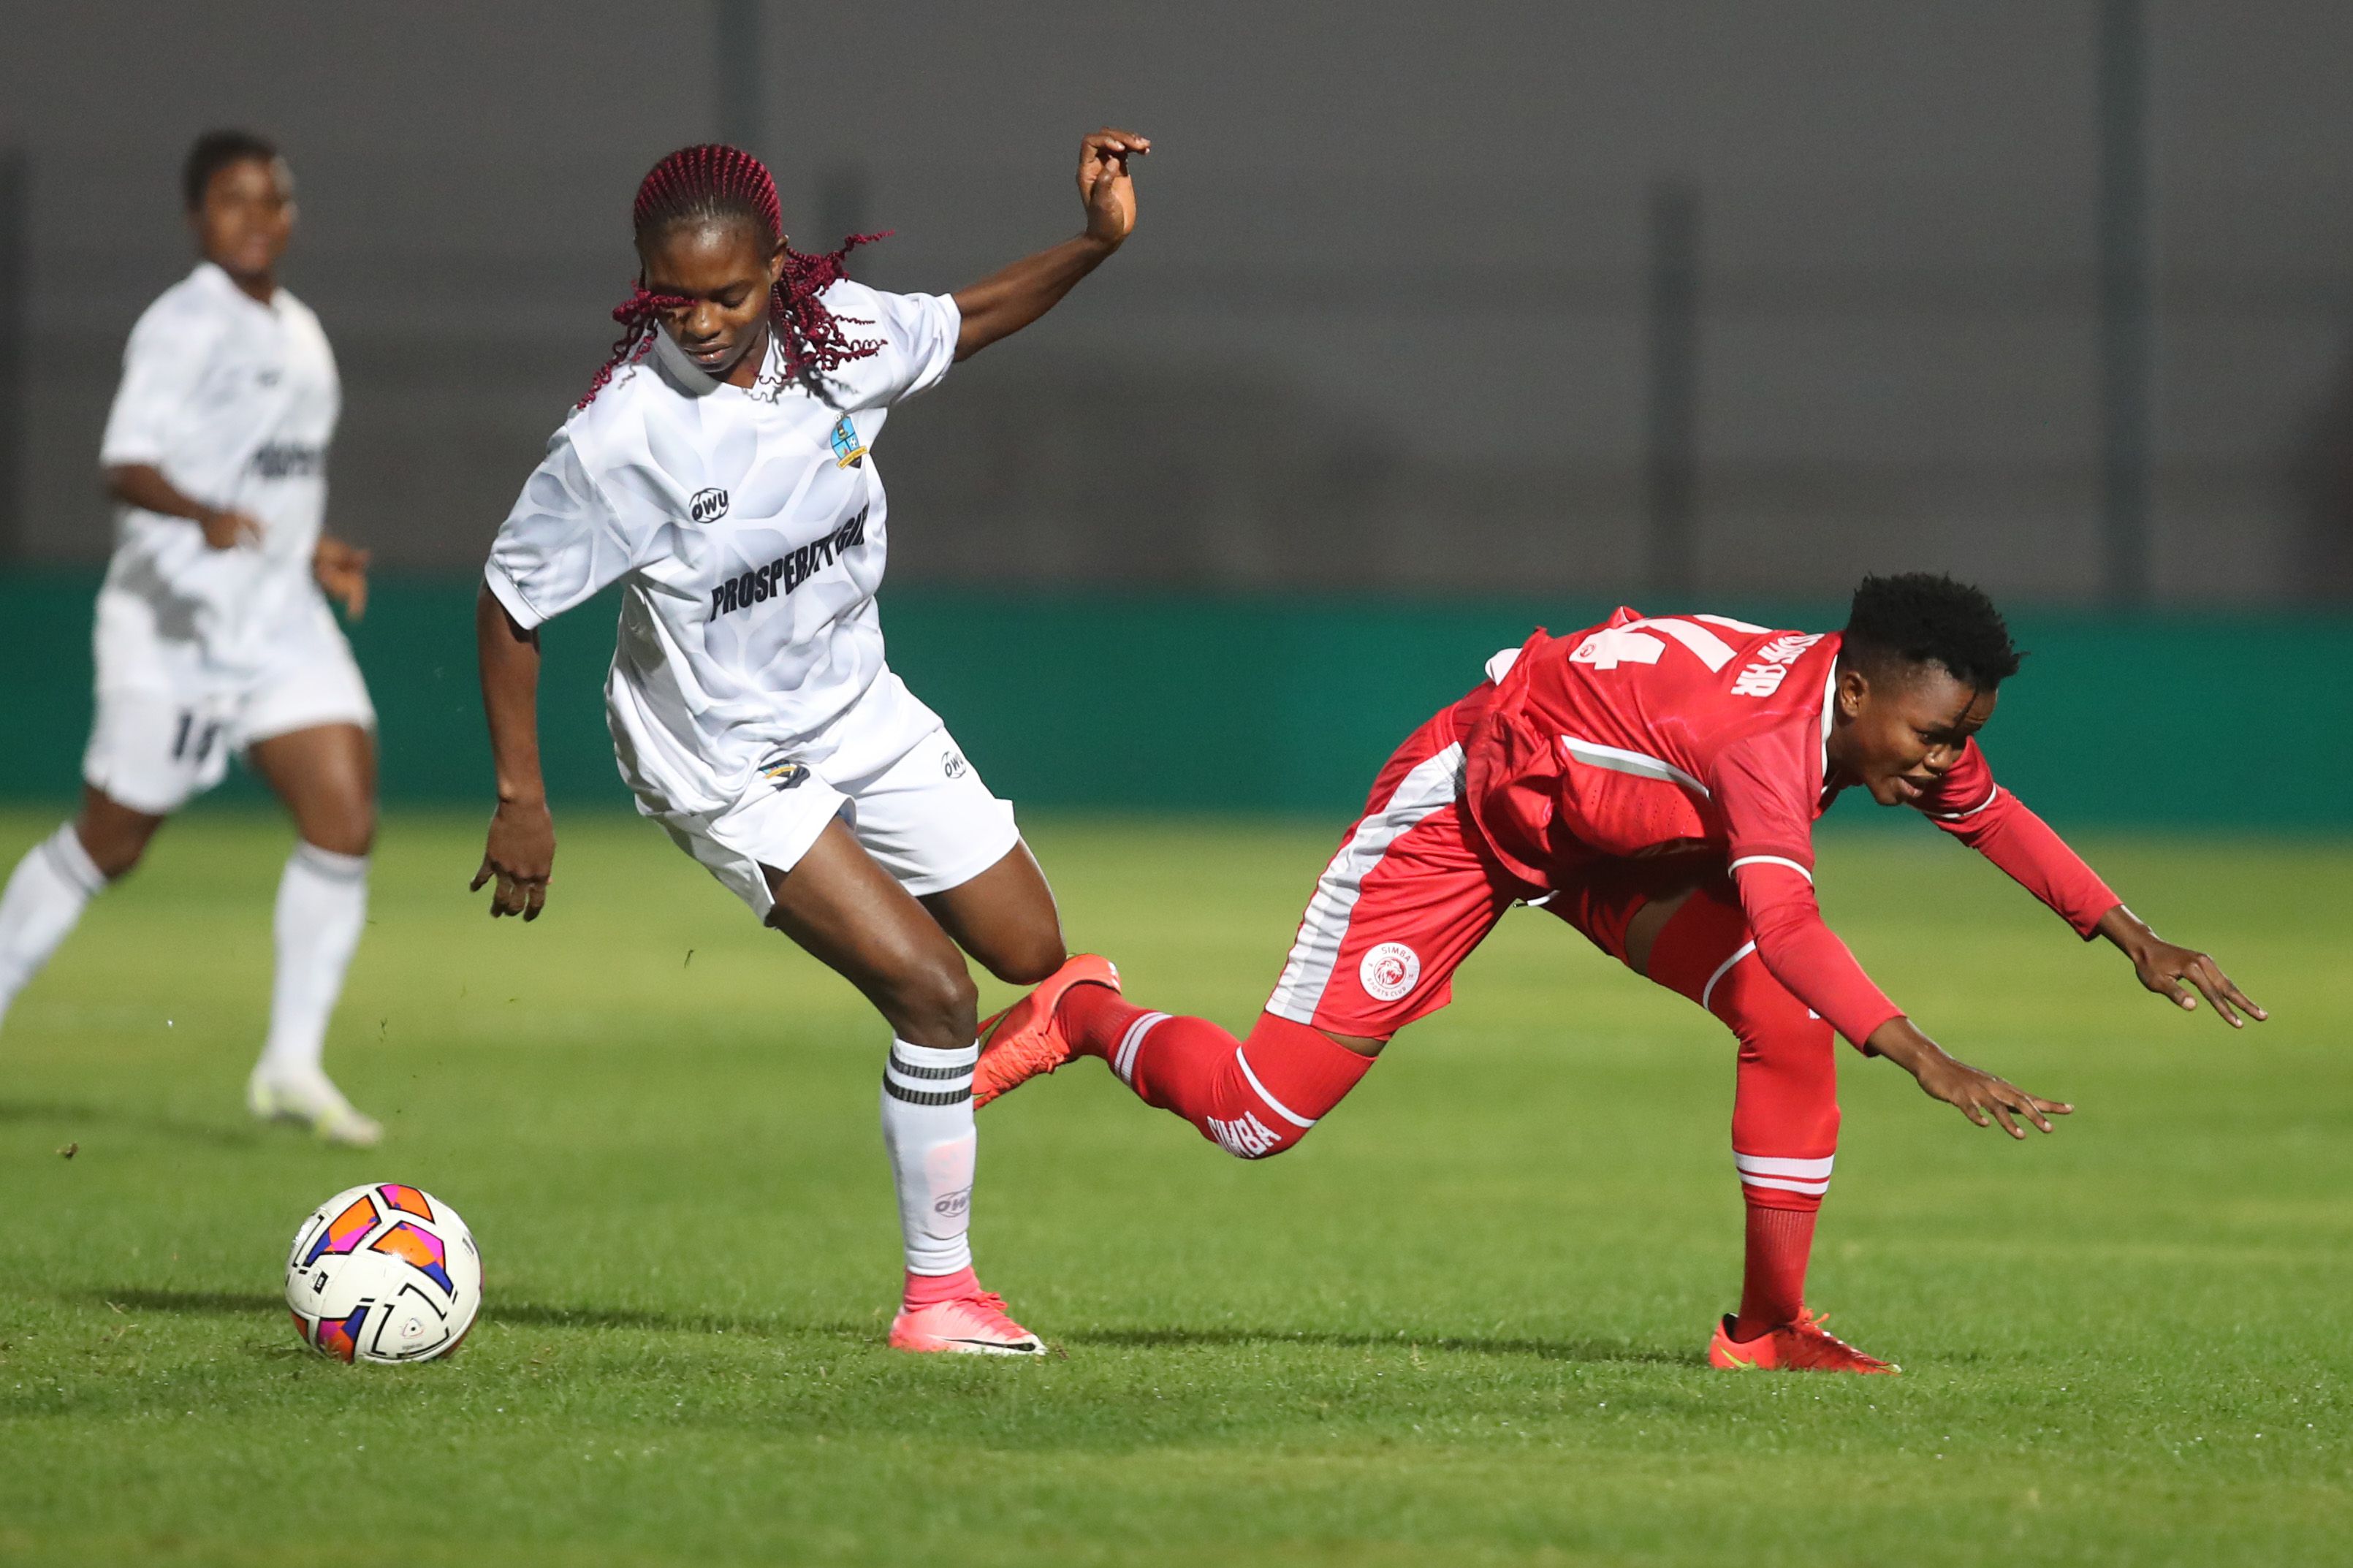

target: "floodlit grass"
[0,807,2346,1566]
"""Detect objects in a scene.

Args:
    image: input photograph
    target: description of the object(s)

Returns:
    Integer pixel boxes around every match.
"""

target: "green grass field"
[0,807,2346,1566]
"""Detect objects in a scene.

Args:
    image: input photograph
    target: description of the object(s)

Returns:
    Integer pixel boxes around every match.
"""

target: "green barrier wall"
[4,570,2347,826]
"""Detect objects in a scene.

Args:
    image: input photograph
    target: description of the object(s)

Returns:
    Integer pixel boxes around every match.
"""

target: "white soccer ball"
[284,1182,482,1363]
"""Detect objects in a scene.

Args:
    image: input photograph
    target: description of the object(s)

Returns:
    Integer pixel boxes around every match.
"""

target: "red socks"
[1057,986,1374,1159]
[1641,885,1840,1340]
[1733,1200,1818,1339]
[902,1263,979,1311]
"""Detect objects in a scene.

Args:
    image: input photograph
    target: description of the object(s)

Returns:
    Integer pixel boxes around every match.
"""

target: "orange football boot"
[889,1289,1046,1356]
[1708,1310,1899,1374]
[971,954,1120,1107]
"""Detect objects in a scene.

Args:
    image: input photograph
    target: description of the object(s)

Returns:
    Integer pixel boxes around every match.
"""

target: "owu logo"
[688,487,730,524]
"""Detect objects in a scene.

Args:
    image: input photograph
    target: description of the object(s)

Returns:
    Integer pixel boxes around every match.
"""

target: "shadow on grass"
[1065,1325,1700,1367]
[97,1291,1700,1368]
[0,1099,262,1149]
[95,1288,862,1340]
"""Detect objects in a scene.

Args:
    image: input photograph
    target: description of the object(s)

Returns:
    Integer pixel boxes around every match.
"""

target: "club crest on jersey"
[689,487,730,524]
[757,753,810,791]
[829,414,867,469]
[1359,942,1421,1002]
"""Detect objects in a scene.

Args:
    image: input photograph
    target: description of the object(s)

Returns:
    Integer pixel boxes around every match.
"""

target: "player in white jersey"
[0,131,382,1145]
[474,133,1150,1355]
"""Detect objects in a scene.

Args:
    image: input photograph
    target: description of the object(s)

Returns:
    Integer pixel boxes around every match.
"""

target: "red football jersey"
[1462,608,2120,1047]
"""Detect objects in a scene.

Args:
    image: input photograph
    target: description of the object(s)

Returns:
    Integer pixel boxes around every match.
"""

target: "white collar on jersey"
[648,320,727,397]
[1819,665,1839,775]
[191,259,282,314]
[647,321,801,403]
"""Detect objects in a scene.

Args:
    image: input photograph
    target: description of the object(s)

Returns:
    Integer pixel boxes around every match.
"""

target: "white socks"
[254,842,369,1084]
[880,1037,979,1278]
[0,823,107,1031]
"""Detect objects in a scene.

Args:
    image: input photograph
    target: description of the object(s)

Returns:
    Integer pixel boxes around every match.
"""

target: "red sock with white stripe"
[1735,1198,1818,1339]
[1641,883,1841,1341]
[1056,987,1374,1159]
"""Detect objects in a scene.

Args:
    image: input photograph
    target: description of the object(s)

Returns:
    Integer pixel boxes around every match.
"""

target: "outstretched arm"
[951,128,1149,360]
[1734,861,2074,1139]
[1923,744,2265,1027]
[473,585,555,920]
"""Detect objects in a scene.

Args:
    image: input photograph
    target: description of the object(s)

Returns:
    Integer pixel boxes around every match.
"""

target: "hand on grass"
[1866,1017,2072,1139]
[473,798,555,921]
[2097,906,2267,1028]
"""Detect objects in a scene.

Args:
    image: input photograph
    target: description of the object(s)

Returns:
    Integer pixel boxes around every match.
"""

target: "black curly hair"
[1838,573,2023,690]
[182,129,281,211]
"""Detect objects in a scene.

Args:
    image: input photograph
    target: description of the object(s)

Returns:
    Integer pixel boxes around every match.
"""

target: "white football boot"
[248,1069,383,1148]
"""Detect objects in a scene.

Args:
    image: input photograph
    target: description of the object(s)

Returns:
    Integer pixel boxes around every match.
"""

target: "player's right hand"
[197,506,264,550]
[474,799,555,921]
[1077,128,1149,249]
[1867,1018,2072,1139]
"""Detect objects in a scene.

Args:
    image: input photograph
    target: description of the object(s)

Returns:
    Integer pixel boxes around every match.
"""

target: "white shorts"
[645,727,1020,919]
[83,593,375,815]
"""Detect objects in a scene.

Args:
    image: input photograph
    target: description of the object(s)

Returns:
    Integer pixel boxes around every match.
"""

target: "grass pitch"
[0,806,2346,1567]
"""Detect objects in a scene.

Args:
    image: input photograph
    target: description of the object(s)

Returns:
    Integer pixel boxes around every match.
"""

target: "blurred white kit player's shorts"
[81,587,375,815]
[642,722,1020,920]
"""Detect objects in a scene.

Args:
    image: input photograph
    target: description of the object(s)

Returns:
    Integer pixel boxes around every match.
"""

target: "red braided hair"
[577,144,889,408]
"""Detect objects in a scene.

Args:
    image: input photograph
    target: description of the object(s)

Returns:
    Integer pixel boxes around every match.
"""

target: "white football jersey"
[484,281,961,815]
[97,261,341,678]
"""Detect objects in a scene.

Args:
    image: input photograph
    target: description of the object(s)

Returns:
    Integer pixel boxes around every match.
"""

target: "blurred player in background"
[473,130,1149,1355]
[978,574,2265,1371]
[0,130,381,1145]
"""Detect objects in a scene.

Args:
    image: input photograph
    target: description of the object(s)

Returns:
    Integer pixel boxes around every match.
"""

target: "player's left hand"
[1078,128,1149,249]
[313,536,371,621]
[2098,907,2267,1028]
[2126,937,2266,1028]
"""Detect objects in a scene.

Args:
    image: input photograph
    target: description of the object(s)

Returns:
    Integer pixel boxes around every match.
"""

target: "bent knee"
[297,803,376,859]
[980,934,1067,988]
[72,821,154,882]
[879,960,980,1047]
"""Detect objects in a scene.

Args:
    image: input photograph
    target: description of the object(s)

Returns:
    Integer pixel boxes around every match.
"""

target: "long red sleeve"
[1920,743,2121,938]
[1730,861,1905,1051]
[1711,731,1905,1051]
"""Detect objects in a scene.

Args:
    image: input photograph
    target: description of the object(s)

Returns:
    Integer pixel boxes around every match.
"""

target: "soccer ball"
[284,1183,482,1363]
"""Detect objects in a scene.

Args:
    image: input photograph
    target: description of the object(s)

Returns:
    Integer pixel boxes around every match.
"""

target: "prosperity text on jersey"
[708,507,870,620]
[250,442,326,479]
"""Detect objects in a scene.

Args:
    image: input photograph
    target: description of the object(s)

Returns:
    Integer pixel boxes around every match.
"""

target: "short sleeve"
[821,282,960,410]
[484,430,658,630]
[99,302,223,468]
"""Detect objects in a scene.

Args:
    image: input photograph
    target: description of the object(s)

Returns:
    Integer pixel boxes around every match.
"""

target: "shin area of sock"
[0,823,106,1014]
[258,842,370,1079]
[1733,1196,1820,1339]
[880,1038,979,1278]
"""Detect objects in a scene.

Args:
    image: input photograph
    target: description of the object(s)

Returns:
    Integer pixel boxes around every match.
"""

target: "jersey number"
[1568,615,1761,672]
[171,712,222,764]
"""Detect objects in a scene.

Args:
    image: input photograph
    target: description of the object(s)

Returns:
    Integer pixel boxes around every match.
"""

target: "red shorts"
[1264,687,1730,1039]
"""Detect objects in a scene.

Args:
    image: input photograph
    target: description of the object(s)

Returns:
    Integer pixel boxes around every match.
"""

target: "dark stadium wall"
[2,572,2346,827]
[7,2,2353,600]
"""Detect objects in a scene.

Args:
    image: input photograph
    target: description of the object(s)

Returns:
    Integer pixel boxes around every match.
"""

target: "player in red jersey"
[975,574,2264,1372]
